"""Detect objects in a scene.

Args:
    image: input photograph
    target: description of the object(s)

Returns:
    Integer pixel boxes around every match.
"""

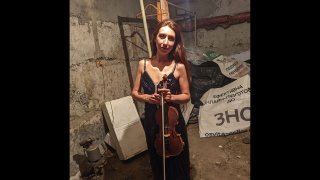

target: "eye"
[168,36,175,41]
[158,34,166,39]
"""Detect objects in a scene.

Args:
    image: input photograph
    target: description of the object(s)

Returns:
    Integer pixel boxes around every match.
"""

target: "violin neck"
[163,81,167,89]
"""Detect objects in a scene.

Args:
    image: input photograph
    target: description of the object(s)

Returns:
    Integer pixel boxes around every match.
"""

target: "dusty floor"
[94,123,250,180]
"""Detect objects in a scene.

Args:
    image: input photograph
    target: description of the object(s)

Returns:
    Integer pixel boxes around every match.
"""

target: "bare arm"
[165,63,190,104]
[131,59,160,104]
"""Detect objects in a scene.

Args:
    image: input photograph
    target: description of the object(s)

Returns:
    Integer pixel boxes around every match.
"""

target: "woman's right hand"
[145,94,160,104]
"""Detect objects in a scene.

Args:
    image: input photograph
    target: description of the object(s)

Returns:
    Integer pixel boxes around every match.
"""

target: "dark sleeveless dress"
[141,59,190,180]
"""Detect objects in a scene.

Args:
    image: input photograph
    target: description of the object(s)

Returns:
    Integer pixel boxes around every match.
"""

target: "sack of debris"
[185,47,250,127]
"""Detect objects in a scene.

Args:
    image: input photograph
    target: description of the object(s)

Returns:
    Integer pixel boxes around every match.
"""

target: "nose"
[163,37,168,44]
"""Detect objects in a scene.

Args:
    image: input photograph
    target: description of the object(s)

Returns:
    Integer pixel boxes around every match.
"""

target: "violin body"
[154,104,185,158]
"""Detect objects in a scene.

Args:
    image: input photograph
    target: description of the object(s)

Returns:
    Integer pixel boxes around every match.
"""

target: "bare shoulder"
[176,62,186,72]
[137,58,146,69]
[138,58,152,66]
[138,59,145,65]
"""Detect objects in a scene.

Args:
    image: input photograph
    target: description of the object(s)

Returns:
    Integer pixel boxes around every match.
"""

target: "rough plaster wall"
[179,0,250,55]
[70,18,148,175]
[70,0,148,176]
[193,22,250,55]
[172,0,250,18]
[70,0,141,23]
[70,17,147,116]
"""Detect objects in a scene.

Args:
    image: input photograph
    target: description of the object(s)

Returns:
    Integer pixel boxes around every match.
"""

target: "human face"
[155,26,176,55]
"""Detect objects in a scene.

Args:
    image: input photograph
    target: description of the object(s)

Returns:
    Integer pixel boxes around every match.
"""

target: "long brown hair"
[151,19,191,84]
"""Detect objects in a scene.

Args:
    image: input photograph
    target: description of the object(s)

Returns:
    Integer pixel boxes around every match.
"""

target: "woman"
[132,19,191,180]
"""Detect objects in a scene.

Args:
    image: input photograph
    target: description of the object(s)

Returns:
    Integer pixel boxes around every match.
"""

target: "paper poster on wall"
[199,74,250,137]
[213,55,250,79]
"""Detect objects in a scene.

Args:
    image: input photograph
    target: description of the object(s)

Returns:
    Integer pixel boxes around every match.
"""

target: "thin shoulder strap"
[172,62,177,73]
[144,58,146,72]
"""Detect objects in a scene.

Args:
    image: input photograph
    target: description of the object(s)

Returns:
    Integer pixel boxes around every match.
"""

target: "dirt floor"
[94,122,250,180]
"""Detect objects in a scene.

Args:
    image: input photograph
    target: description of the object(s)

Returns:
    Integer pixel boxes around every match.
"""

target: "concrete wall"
[183,22,250,55]
[173,0,250,54]
[70,0,147,176]
[70,0,250,177]
[171,0,250,18]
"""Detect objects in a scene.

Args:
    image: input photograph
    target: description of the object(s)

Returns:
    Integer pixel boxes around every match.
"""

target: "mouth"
[160,45,170,51]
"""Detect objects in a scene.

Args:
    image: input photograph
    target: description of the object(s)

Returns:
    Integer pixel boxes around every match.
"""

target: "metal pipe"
[139,0,152,58]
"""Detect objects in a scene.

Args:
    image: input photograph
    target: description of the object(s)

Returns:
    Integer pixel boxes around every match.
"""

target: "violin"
[154,74,185,179]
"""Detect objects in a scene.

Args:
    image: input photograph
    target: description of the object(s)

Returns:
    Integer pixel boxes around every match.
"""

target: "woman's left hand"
[158,88,172,102]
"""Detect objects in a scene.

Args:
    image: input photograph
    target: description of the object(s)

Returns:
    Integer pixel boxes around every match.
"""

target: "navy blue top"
[140,59,190,180]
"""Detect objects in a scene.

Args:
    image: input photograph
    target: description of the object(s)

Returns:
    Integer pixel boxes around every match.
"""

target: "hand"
[145,94,161,105]
[158,88,172,102]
